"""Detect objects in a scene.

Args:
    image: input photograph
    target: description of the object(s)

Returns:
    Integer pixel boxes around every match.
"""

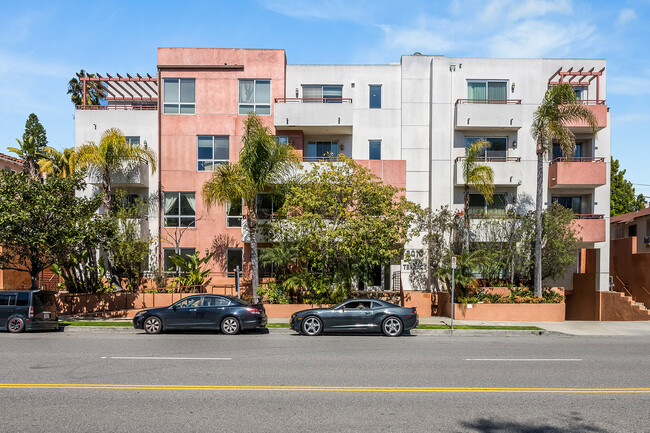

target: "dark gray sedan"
[133,295,267,335]
[290,299,418,337]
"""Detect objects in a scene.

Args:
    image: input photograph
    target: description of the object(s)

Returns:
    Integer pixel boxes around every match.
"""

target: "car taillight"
[28,306,34,318]
[246,307,260,314]
[412,308,417,314]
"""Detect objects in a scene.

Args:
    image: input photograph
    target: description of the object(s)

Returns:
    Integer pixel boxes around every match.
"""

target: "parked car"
[290,298,418,337]
[133,295,267,335]
[0,290,59,333]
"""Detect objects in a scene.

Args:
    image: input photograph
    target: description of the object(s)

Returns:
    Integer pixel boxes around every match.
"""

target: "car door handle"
[189,309,197,312]
[365,311,371,315]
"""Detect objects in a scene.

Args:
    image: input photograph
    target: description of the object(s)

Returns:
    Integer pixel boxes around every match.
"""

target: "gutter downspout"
[427,58,433,292]
[157,67,163,270]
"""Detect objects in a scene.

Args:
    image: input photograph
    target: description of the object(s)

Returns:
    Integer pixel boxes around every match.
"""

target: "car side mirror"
[172,305,177,311]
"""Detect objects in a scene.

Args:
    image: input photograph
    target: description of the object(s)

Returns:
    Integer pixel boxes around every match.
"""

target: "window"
[369,140,381,160]
[275,136,289,145]
[573,86,588,101]
[255,193,281,219]
[197,135,229,171]
[629,225,637,237]
[465,137,507,158]
[227,248,243,274]
[109,193,142,213]
[227,199,243,228]
[125,136,140,146]
[239,79,270,115]
[16,293,29,306]
[258,248,273,277]
[552,143,582,160]
[467,80,508,103]
[163,248,196,272]
[203,296,230,307]
[175,296,202,309]
[302,85,343,103]
[163,192,196,227]
[469,193,507,217]
[552,196,582,214]
[163,78,195,114]
[0,294,14,306]
[306,141,338,160]
[369,85,381,109]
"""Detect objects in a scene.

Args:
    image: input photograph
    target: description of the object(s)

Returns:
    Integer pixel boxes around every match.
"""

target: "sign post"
[450,256,456,332]
[235,266,241,298]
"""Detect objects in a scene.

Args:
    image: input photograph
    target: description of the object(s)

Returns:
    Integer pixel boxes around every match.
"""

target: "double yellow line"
[1,383,649,393]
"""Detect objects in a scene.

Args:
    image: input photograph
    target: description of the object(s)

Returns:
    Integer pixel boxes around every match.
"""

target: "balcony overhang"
[572,215,606,243]
[274,98,353,134]
[454,157,523,187]
[548,158,607,189]
[565,102,608,132]
[455,100,522,131]
[88,160,150,188]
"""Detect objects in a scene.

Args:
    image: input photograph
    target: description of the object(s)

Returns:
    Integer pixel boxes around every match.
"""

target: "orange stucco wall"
[548,161,606,188]
[610,237,650,308]
[572,218,606,243]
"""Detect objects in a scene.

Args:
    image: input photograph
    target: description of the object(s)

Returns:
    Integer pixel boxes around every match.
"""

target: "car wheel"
[221,317,240,335]
[8,317,25,333]
[143,316,162,334]
[301,316,323,336]
[382,316,403,337]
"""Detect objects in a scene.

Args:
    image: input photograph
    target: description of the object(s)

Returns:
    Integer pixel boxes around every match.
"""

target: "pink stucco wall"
[548,161,607,188]
[572,218,606,243]
[565,104,608,129]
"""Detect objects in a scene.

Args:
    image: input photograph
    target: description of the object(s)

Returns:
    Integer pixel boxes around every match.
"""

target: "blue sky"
[1,0,648,195]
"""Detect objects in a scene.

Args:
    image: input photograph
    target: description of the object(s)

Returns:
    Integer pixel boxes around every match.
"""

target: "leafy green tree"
[74,127,157,212]
[8,136,45,180]
[202,113,299,302]
[0,172,106,290]
[170,251,215,292]
[462,139,494,249]
[531,83,598,297]
[22,113,48,148]
[534,203,582,281]
[611,157,647,215]
[67,69,102,106]
[266,156,418,303]
[39,147,75,178]
[434,249,490,301]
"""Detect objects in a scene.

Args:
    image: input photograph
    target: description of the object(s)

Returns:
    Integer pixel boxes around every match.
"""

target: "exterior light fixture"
[339,143,344,151]
[511,83,515,92]
[512,140,517,148]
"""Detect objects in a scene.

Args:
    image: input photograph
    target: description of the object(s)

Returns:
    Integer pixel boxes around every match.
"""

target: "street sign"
[451,256,457,269]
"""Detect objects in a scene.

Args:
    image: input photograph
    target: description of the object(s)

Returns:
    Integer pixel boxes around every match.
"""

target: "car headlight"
[135,311,147,317]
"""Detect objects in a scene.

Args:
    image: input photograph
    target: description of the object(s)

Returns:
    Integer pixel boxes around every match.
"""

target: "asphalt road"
[1,330,649,432]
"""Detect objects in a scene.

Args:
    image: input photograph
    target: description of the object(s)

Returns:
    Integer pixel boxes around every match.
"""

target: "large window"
[469,193,507,217]
[369,85,381,109]
[163,248,196,272]
[465,137,507,158]
[369,140,381,160]
[227,248,243,275]
[467,80,508,103]
[552,196,582,214]
[239,79,270,115]
[255,193,281,219]
[197,135,229,171]
[552,142,583,160]
[227,199,243,228]
[163,192,196,227]
[306,141,338,160]
[163,78,195,114]
[125,136,140,146]
[302,85,343,103]
[258,248,274,277]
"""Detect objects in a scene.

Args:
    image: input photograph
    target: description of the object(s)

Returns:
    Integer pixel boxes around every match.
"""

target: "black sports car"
[133,295,267,335]
[290,298,418,337]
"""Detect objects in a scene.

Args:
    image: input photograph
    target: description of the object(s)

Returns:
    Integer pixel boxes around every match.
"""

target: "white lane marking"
[465,358,582,361]
[108,357,232,361]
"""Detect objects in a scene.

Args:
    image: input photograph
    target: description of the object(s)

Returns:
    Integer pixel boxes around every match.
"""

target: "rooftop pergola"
[79,73,158,109]
[548,67,606,102]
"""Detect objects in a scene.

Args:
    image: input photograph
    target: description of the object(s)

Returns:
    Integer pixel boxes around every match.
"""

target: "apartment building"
[74,48,611,295]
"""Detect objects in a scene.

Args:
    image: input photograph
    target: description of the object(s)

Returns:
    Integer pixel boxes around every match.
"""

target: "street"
[1,331,649,432]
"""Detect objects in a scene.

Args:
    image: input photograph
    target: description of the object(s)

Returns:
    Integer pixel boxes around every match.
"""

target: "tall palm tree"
[202,114,299,302]
[67,69,102,106]
[39,147,75,178]
[8,136,44,180]
[531,83,598,297]
[462,139,494,250]
[73,128,157,212]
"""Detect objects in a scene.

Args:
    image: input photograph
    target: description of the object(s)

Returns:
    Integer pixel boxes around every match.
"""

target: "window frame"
[226,248,244,276]
[197,135,229,172]
[468,193,508,217]
[467,79,509,103]
[163,192,196,228]
[302,85,343,103]
[125,136,140,147]
[226,198,243,228]
[306,141,339,160]
[163,78,196,115]
[369,139,382,160]
[369,84,382,109]
[163,248,196,273]
[238,79,271,115]
[465,136,508,158]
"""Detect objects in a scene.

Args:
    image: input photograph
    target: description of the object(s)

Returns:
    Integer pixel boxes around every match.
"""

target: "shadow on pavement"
[458,414,610,433]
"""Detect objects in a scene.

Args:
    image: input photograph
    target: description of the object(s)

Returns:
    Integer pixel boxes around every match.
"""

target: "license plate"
[43,312,50,319]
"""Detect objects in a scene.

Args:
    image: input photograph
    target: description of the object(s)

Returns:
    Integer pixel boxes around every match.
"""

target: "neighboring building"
[73,49,611,297]
[0,153,23,173]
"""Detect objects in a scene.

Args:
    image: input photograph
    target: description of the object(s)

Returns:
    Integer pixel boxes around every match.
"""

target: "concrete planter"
[438,291,565,321]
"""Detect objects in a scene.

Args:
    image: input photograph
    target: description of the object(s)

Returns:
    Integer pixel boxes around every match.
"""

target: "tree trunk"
[30,269,40,291]
[102,168,111,215]
[534,151,544,297]
[248,208,259,303]
[464,183,470,251]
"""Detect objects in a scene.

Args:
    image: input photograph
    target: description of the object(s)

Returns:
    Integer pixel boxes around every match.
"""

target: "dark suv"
[0,290,59,333]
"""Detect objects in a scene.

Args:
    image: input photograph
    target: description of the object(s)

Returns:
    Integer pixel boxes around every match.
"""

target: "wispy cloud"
[258,0,374,22]
[613,112,650,125]
[0,49,72,79]
[616,8,637,27]
[608,75,650,95]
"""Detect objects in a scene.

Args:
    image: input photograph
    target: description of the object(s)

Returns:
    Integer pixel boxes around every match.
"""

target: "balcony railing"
[275,97,352,104]
[76,104,157,111]
[549,157,605,164]
[302,156,339,162]
[456,99,522,105]
[575,100,606,105]
[574,214,604,220]
[455,156,521,163]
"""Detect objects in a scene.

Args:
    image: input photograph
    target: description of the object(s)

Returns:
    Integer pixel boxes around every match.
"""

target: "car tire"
[382,316,403,337]
[221,317,240,335]
[143,316,163,334]
[7,317,25,333]
[301,316,323,336]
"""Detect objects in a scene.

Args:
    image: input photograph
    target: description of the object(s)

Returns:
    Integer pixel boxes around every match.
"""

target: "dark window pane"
[180,79,195,103]
[16,293,29,306]
[179,193,196,216]
[163,79,179,103]
[180,217,195,227]
[486,138,507,158]
[227,249,243,273]
[197,136,213,159]
[369,85,381,109]
[164,217,179,227]
[213,136,229,160]
[369,140,381,160]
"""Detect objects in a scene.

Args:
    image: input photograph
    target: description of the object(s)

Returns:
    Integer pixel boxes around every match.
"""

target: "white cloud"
[616,8,637,26]
[0,50,72,79]
[258,0,372,21]
[608,76,650,95]
[613,112,650,125]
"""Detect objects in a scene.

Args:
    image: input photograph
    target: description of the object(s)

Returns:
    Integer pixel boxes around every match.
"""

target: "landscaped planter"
[437,292,565,321]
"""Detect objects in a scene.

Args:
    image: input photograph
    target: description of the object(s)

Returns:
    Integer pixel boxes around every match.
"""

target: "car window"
[16,293,29,306]
[343,301,373,310]
[0,294,14,306]
[202,296,230,307]
[371,301,383,309]
[175,297,202,308]
[33,292,56,312]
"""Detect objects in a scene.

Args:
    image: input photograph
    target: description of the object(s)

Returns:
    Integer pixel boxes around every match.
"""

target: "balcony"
[565,101,608,132]
[548,157,606,189]
[299,158,407,189]
[572,214,606,243]
[89,160,150,188]
[454,157,523,187]
[274,98,353,134]
[455,99,522,131]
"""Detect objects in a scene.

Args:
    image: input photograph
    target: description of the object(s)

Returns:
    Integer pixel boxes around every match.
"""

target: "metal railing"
[549,157,605,164]
[574,214,604,220]
[76,104,157,111]
[274,97,352,103]
[576,99,606,105]
[302,156,340,162]
[455,156,521,162]
[455,99,522,105]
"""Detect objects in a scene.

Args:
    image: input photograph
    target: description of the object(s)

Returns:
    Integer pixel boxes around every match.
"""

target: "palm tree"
[73,128,157,212]
[462,139,494,250]
[531,83,598,297]
[39,147,75,178]
[8,136,44,180]
[67,69,102,106]
[202,114,299,302]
